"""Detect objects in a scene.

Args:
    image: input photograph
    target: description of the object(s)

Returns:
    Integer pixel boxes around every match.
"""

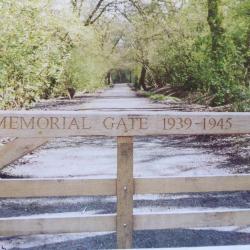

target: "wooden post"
[116,137,134,249]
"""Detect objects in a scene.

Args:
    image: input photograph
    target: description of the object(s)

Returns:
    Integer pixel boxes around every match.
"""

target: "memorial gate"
[0,110,250,249]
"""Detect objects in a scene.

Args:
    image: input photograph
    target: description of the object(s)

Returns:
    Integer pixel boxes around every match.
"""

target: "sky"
[53,0,154,10]
[53,0,70,10]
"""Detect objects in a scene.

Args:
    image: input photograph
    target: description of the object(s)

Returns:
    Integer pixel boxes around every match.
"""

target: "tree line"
[0,0,249,110]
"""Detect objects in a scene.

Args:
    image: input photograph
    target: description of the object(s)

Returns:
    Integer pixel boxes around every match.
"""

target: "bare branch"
[84,0,105,26]
[71,0,85,17]
[127,0,145,16]
[78,0,84,17]
[88,2,115,25]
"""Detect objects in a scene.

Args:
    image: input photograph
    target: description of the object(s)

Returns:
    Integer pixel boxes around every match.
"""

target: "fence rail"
[0,110,250,249]
[1,175,250,198]
[2,209,250,237]
[0,111,250,137]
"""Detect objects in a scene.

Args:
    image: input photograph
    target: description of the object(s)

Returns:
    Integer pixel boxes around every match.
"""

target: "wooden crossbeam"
[0,111,249,137]
[0,214,116,236]
[1,175,250,198]
[0,178,116,198]
[1,209,250,237]
[0,138,48,170]
[134,209,250,230]
[134,175,250,194]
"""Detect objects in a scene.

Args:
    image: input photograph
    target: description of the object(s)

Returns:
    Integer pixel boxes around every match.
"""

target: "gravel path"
[0,84,250,249]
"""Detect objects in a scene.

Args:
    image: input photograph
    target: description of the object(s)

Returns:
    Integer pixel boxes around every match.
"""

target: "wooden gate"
[0,111,250,249]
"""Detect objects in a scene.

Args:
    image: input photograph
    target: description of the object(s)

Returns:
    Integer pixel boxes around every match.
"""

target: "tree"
[1,0,249,110]
[207,0,225,60]
[71,0,84,17]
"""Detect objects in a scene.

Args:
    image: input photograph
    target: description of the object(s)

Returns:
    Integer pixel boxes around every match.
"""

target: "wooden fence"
[0,111,250,249]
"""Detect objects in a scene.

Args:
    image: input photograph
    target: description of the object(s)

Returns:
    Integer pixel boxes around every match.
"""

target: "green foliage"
[1,0,249,110]
[137,91,181,102]
[0,0,111,109]
[124,0,250,109]
[149,94,167,101]
[60,28,110,93]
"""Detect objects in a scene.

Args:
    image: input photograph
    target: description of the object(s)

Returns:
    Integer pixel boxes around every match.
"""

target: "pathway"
[1,84,230,178]
[0,84,249,250]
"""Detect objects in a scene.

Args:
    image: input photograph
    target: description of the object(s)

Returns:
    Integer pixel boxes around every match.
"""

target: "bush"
[0,0,110,109]
[127,0,250,109]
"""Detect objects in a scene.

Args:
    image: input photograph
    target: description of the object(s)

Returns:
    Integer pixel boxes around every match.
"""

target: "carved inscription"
[0,117,92,130]
[0,115,234,133]
[163,117,192,130]
[103,117,148,132]
[163,117,233,131]
[202,118,232,130]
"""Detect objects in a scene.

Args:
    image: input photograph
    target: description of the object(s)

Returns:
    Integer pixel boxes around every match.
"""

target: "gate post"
[117,136,134,249]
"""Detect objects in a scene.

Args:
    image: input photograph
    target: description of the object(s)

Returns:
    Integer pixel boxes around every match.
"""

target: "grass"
[136,90,181,102]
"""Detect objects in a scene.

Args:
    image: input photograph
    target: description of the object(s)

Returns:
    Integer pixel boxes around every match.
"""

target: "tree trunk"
[139,64,148,91]
[106,71,112,85]
[246,27,250,88]
[67,88,76,99]
[207,0,224,61]
[119,71,122,83]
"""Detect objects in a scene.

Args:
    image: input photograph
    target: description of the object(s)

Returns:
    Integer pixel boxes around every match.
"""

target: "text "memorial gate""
[0,110,250,249]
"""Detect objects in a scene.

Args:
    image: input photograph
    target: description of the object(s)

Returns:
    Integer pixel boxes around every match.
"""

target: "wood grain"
[0,214,116,236]
[0,138,47,169]
[2,175,250,198]
[0,111,249,137]
[117,137,134,249]
[0,178,116,198]
[134,175,250,194]
[134,209,250,230]
[2,209,250,237]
